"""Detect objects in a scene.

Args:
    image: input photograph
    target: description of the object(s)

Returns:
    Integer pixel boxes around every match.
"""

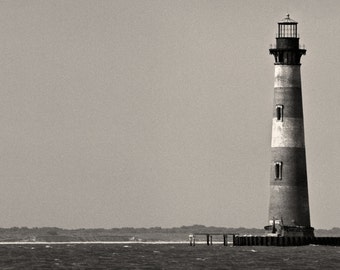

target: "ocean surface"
[0,242,339,269]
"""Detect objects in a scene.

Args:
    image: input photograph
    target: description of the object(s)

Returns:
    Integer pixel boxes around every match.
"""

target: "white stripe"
[271,118,305,148]
[274,65,301,88]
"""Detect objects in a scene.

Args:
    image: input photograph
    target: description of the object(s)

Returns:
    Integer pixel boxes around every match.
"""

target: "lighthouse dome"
[279,14,297,24]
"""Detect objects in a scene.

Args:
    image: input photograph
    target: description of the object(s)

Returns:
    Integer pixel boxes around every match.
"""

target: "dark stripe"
[270,147,307,187]
[273,87,303,118]
[268,185,311,226]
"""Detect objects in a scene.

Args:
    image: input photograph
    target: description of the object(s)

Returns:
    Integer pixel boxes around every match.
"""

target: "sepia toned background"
[0,0,339,229]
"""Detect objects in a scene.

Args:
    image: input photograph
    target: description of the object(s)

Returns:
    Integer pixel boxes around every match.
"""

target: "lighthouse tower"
[265,15,314,237]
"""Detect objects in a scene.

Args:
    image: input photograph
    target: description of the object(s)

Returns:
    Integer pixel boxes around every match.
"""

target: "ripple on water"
[0,244,338,269]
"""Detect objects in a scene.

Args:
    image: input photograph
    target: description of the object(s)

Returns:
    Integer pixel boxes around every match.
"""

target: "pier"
[189,234,340,246]
[189,233,238,246]
[234,236,340,246]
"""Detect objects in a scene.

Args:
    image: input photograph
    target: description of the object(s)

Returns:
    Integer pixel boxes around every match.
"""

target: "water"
[0,243,339,269]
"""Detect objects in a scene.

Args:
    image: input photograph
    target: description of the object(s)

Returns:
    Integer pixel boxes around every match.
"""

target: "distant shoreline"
[0,226,339,242]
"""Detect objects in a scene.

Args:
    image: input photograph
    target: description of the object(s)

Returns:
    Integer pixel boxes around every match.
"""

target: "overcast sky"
[0,0,339,229]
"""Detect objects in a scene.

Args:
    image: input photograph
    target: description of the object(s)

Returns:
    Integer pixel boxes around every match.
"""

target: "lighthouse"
[265,15,314,237]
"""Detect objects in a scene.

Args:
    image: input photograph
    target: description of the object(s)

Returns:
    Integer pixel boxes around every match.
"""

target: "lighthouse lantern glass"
[278,23,297,38]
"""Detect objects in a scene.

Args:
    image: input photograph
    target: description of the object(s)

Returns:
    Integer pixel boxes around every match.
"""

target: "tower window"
[274,162,282,180]
[276,105,283,121]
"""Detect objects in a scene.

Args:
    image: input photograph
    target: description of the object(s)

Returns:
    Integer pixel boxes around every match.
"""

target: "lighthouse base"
[233,235,340,246]
[264,225,314,237]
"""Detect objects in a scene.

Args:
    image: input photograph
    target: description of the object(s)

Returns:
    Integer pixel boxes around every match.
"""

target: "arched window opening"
[274,162,283,180]
[276,105,283,121]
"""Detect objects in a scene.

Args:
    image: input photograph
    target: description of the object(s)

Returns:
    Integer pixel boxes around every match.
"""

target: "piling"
[189,234,195,246]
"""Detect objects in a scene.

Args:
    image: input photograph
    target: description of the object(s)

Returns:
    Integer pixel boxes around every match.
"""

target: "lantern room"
[270,14,305,65]
[277,14,298,38]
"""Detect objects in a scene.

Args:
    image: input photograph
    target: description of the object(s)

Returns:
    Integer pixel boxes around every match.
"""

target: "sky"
[0,0,340,229]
